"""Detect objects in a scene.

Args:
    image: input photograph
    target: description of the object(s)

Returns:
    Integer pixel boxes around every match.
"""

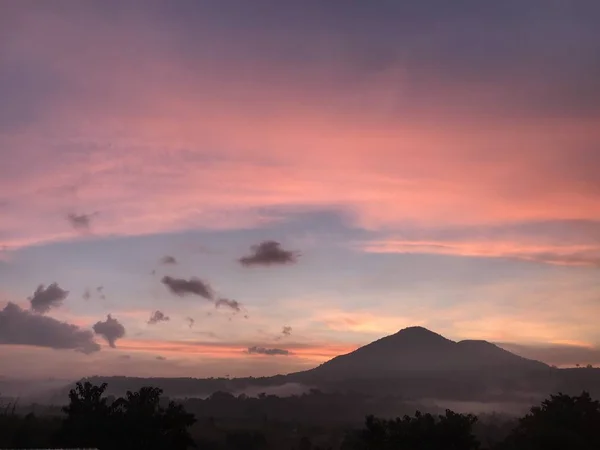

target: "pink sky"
[1,1,600,378]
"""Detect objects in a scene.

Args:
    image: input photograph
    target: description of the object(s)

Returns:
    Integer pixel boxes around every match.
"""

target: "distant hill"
[43,327,600,404]
[298,326,549,381]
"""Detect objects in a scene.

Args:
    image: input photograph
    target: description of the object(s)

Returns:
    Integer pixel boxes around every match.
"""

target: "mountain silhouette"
[298,326,549,381]
[50,327,573,403]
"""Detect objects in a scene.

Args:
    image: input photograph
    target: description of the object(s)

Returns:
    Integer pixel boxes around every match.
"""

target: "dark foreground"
[1,382,599,449]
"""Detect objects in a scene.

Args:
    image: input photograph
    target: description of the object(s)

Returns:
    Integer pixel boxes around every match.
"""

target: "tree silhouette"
[57,382,195,450]
[502,391,600,450]
[345,409,479,450]
[112,386,196,450]
[58,381,112,448]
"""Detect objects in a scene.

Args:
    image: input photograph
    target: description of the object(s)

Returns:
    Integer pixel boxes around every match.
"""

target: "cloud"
[148,310,170,325]
[498,343,600,368]
[29,283,69,314]
[186,317,195,328]
[282,326,292,337]
[82,288,91,301]
[361,239,600,267]
[216,298,241,312]
[1,2,600,258]
[66,212,95,231]
[96,286,106,300]
[160,255,177,265]
[239,241,299,267]
[93,314,126,348]
[161,276,214,299]
[119,354,132,360]
[0,302,100,353]
[155,355,167,361]
[247,346,290,356]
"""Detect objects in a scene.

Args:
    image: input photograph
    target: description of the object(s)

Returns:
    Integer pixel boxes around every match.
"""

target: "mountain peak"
[388,326,451,344]
[306,326,548,380]
[394,326,442,336]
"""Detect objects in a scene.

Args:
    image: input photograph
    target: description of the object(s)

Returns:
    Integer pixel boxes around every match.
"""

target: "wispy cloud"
[160,255,177,265]
[148,310,170,325]
[361,239,600,267]
[66,212,96,231]
[216,298,242,312]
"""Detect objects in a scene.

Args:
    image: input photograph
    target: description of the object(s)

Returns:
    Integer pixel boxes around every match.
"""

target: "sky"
[1,0,600,379]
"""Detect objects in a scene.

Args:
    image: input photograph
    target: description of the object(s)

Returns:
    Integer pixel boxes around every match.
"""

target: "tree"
[58,381,112,448]
[111,386,196,450]
[503,391,600,450]
[58,382,196,450]
[346,409,479,450]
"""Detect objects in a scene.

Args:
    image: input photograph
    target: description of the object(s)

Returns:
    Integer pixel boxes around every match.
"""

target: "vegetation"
[1,385,599,449]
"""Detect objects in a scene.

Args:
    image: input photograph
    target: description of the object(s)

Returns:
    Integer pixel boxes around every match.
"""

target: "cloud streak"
[361,239,600,267]
[216,298,241,312]
[0,302,100,353]
[247,346,290,356]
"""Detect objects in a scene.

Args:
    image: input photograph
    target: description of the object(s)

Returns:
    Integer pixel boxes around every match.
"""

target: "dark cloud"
[82,288,91,301]
[186,317,195,328]
[160,255,178,265]
[29,283,69,314]
[148,310,170,325]
[216,298,241,312]
[93,314,125,348]
[119,354,132,360]
[0,302,100,353]
[239,241,299,267]
[156,355,167,361]
[282,326,292,337]
[161,276,214,299]
[66,212,95,231]
[247,346,290,356]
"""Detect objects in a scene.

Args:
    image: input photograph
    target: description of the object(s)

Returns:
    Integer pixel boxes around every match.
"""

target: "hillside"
[297,327,548,381]
[40,327,600,403]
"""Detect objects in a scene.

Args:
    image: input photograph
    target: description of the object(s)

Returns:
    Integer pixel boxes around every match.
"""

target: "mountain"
[297,327,548,381]
[50,327,583,403]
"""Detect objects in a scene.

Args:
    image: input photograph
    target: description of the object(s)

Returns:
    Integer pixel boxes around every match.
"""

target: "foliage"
[501,391,600,450]
[2,387,600,449]
[342,409,479,450]
[57,381,196,450]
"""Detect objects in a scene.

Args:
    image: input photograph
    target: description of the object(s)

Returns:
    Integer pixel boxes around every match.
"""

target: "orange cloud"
[360,240,600,266]
[116,338,355,363]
